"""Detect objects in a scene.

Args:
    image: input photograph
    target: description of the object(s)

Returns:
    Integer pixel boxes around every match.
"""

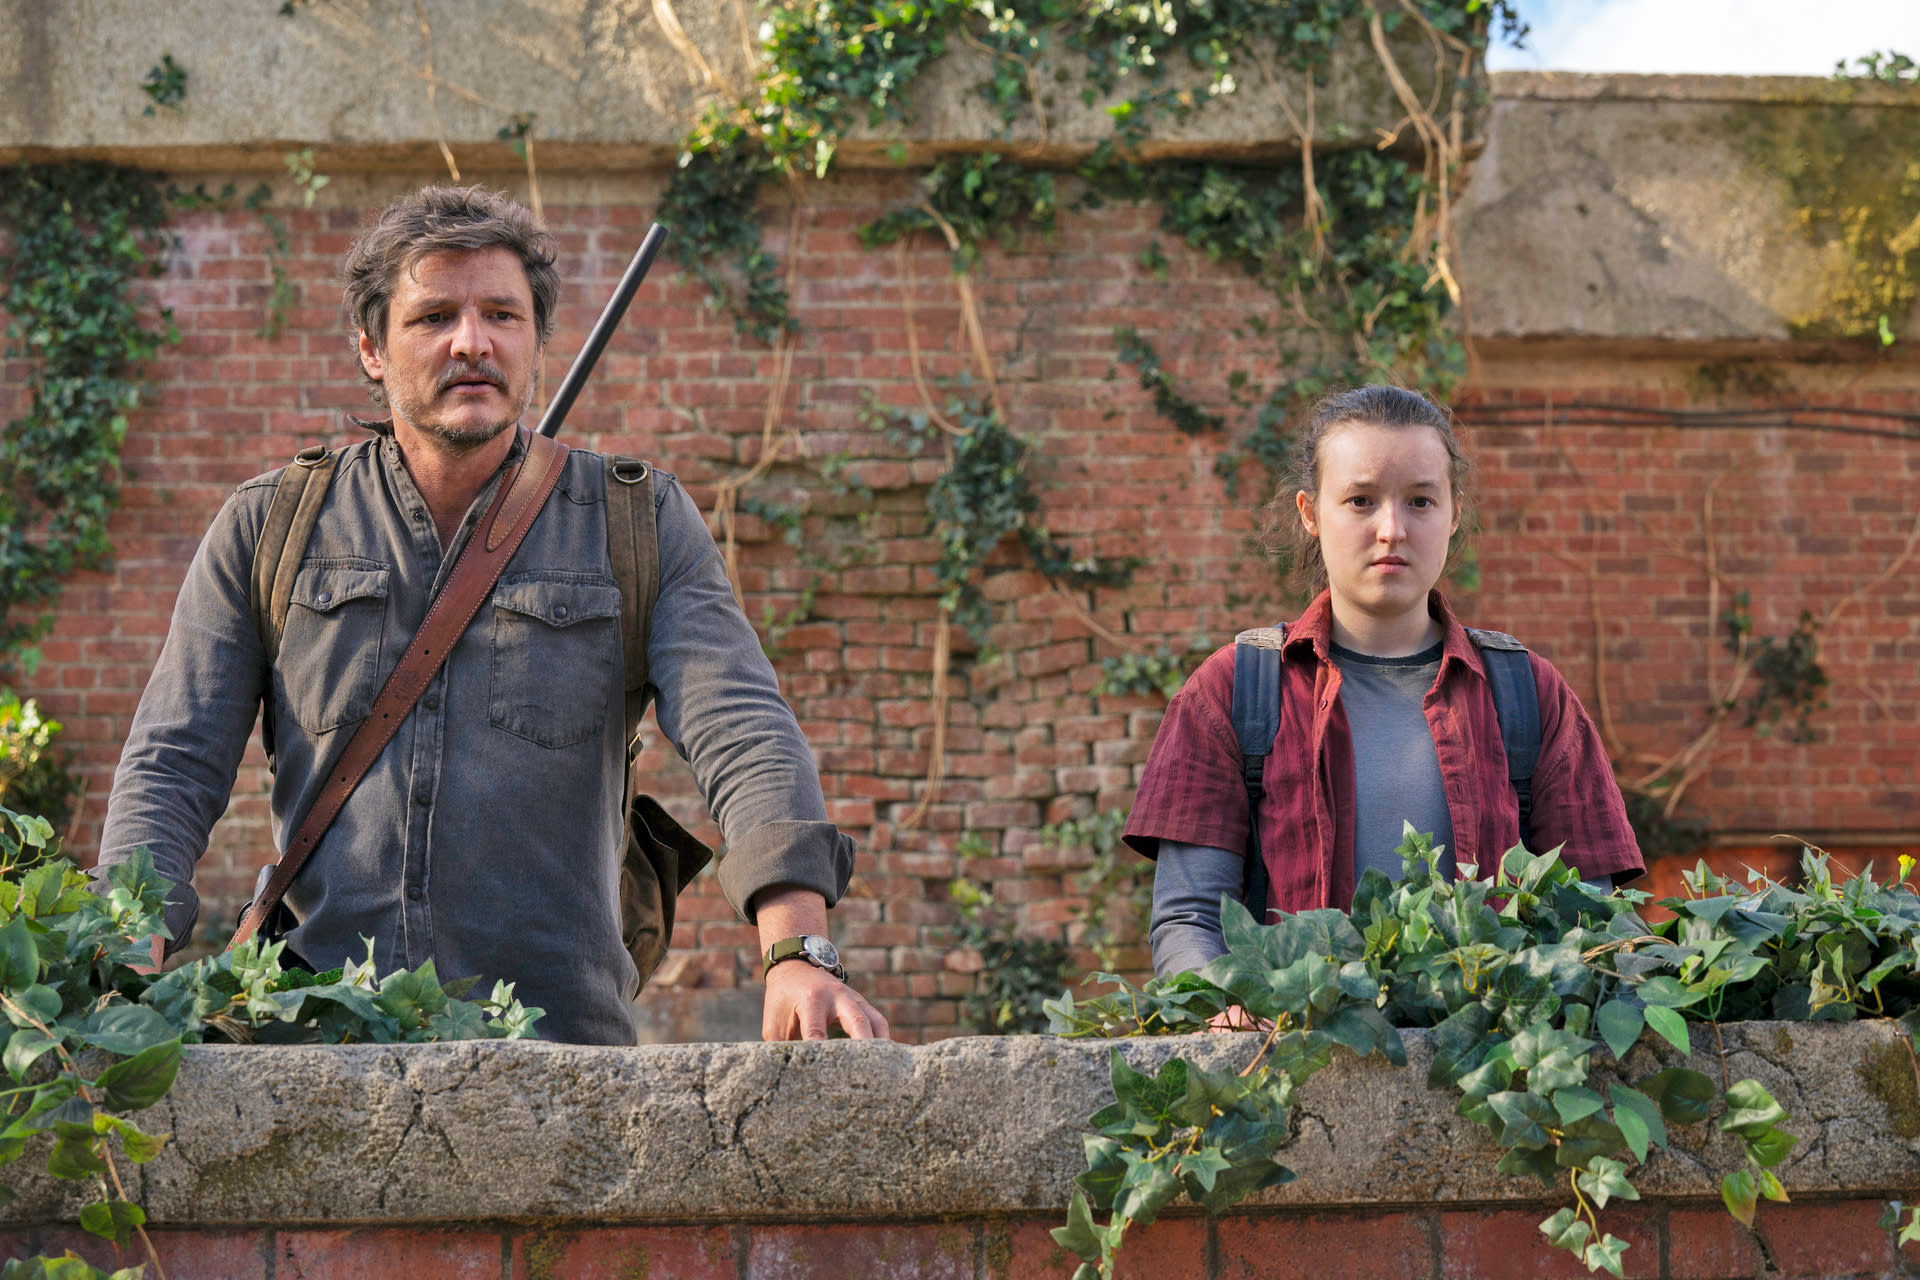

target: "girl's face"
[1296,421,1459,626]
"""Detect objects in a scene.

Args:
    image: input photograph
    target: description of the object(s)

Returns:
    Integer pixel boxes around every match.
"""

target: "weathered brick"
[277,1228,502,1279]
[1753,1200,1895,1277]
[749,1223,974,1279]
[1218,1210,1433,1280]
[512,1226,735,1279]
[1437,1208,1658,1280]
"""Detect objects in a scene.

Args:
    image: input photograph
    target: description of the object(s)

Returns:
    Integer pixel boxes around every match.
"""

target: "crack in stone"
[375,1077,426,1213]
[727,1047,791,1200]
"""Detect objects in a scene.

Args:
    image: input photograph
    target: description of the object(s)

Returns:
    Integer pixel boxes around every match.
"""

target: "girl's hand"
[1207,1004,1274,1033]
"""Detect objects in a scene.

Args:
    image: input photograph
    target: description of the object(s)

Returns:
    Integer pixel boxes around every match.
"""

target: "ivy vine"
[0,802,539,1278]
[1046,829,1920,1278]
[0,165,176,670]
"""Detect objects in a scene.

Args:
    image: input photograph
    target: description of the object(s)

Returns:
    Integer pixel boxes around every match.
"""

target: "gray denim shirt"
[97,425,853,1044]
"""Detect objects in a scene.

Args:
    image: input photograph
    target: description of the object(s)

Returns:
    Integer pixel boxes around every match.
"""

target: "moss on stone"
[1857,1039,1920,1140]
[1730,102,1920,340]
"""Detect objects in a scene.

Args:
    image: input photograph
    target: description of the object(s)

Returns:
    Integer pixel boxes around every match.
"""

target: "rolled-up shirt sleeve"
[644,475,854,921]
[96,483,273,952]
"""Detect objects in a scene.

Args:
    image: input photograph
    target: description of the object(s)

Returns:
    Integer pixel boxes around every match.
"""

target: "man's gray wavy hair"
[341,186,559,406]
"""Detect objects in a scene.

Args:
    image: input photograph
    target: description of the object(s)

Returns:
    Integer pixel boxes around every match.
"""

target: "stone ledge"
[0,1021,1913,1226]
[0,0,1466,167]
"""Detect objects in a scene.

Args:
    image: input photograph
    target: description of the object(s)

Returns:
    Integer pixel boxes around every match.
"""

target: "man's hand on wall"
[753,884,891,1041]
[762,960,890,1041]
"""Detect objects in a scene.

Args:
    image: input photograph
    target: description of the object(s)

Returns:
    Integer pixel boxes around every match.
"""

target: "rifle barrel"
[536,222,670,439]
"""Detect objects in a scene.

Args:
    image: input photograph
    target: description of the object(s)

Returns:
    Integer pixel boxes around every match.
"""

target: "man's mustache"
[437,361,508,393]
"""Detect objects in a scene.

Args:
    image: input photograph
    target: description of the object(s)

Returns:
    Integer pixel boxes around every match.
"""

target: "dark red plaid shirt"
[1124,591,1643,911]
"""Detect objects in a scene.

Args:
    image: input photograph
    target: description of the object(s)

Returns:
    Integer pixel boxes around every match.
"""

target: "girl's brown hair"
[1261,385,1472,591]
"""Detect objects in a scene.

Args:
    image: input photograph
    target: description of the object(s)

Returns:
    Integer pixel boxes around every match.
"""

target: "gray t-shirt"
[1329,640,1456,882]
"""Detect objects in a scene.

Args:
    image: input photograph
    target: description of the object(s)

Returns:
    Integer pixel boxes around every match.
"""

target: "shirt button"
[412,508,427,521]
[415,790,431,806]
[553,604,569,621]
[407,887,423,901]
[316,591,332,605]
[424,695,440,710]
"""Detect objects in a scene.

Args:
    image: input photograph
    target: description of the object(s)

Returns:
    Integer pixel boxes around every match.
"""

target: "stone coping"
[0,1021,1914,1226]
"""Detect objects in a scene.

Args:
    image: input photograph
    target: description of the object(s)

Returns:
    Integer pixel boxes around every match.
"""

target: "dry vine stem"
[712,188,807,604]
[412,0,462,182]
[0,989,170,1280]
[1543,464,1920,820]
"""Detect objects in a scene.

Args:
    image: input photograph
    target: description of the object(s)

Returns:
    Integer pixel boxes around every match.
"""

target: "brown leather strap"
[231,429,570,950]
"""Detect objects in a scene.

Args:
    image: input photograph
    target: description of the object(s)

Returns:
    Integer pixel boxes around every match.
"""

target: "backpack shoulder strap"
[1230,623,1286,920]
[250,445,340,771]
[604,455,660,757]
[251,445,340,665]
[1465,626,1542,851]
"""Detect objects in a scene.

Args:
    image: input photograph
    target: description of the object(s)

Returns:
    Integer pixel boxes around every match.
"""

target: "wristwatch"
[763,934,847,982]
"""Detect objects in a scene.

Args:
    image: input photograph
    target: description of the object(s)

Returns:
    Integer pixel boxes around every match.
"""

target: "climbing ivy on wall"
[659,0,1518,852]
[0,164,176,669]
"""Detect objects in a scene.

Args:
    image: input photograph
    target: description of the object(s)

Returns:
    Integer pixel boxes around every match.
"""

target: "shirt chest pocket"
[489,573,623,749]
[275,560,390,734]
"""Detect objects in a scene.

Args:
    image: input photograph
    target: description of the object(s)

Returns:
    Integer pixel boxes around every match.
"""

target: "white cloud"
[1486,0,1920,76]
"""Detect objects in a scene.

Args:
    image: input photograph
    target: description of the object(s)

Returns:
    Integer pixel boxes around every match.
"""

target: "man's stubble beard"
[387,365,537,456]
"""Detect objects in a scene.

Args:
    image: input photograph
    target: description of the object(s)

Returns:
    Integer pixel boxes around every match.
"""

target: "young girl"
[1126,385,1643,979]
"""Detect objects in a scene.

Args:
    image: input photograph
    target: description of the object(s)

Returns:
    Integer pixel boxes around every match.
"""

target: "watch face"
[803,935,840,969]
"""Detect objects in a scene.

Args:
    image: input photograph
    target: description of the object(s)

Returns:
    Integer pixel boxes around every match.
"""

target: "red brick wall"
[10,172,1919,1042]
[4,1198,1915,1278]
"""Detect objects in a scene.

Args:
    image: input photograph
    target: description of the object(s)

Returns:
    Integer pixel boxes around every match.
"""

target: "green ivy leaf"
[77,1198,145,1246]
[4,984,63,1029]
[93,1037,181,1111]
[0,916,39,989]
[1720,1079,1787,1138]
[1487,1090,1556,1150]
[1574,1156,1639,1210]
[1636,1067,1715,1127]
[1551,1086,1605,1125]
[45,1127,107,1180]
[3,1027,62,1082]
[1722,1167,1758,1227]
[74,1004,174,1056]
[1112,1152,1181,1227]
[1607,1083,1667,1163]
[1635,975,1707,1008]
[1756,1168,1789,1203]
[1050,1187,1111,1263]
[1595,999,1644,1061]
[1539,1206,1592,1254]
[1743,1125,1798,1170]
[1175,1145,1233,1194]
[1555,1114,1627,1169]
[1641,1005,1692,1057]
[1583,1234,1629,1279]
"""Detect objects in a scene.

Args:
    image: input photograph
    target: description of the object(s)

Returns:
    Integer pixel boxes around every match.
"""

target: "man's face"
[359,246,541,452]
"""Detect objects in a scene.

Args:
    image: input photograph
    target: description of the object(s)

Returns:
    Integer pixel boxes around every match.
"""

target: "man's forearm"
[751,884,829,950]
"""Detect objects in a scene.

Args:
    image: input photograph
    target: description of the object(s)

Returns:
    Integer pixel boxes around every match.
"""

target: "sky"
[1485,0,1920,76]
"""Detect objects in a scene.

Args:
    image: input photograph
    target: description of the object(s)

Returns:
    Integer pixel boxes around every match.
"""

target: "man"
[97,186,887,1044]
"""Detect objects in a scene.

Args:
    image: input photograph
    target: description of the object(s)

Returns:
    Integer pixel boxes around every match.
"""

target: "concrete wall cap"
[0,1020,1912,1226]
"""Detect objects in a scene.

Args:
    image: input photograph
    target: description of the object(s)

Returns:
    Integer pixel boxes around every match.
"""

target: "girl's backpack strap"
[1231,624,1286,921]
[1464,627,1542,851]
